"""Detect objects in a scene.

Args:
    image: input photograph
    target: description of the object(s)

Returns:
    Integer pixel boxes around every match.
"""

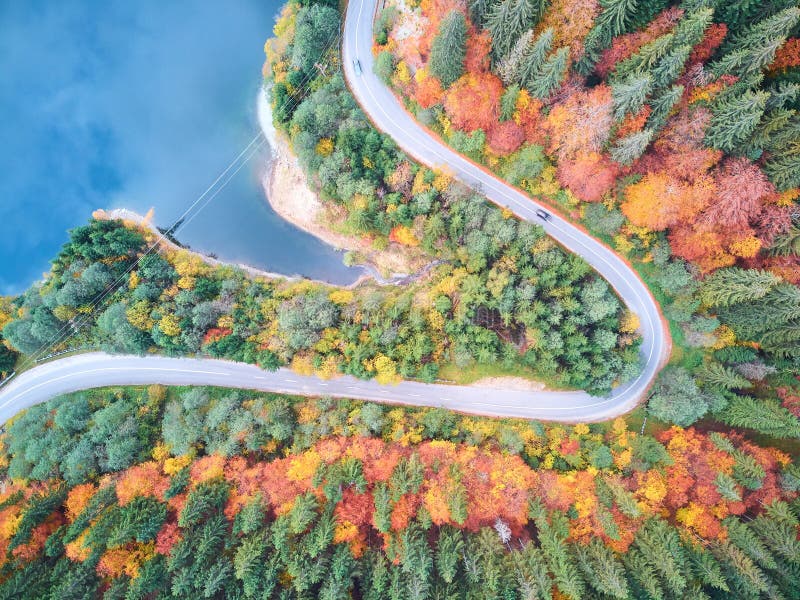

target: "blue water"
[0,0,360,295]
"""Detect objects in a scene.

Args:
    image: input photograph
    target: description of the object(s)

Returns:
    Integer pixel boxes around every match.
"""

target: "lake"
[0,0,361,296]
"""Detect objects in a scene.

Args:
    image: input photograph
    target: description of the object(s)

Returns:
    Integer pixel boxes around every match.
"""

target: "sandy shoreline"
[257,88,428,278]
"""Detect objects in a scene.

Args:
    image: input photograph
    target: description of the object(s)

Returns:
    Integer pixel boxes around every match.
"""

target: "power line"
[15,28,343,370]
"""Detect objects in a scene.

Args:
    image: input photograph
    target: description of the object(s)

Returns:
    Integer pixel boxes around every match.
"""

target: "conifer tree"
[611,129,654,165]
[646,85,683,132]
[612,74,653,120]
[700,267,781,306]
[429,10,467,88]
[574,538,629,598]
[518,28,554,89]
[435,526,464,584]
[497,29,536,85]
[705,89,769,153]
[695,361,753,391]
[714,7,800,78]
[719,396,800,438]
[527,47,569,99]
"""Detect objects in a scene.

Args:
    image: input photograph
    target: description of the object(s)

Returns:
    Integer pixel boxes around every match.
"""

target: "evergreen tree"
[705,90,769,153]
[518,28,554,89]
[435,526,464,584]
[500,85,521,120]
[733,449,767,490]
[611,129,654,165]
[527,47,569,99]
[719,395,800,439]
[712,539,770,597]
[429,11,467,88]
[574,538,629,598]
[468,0,494,26]
[700,267,781,307]
[497,29,535,85]
[613,32,673,81]
[612,74,653,120]
[714,7,800,79]
[715,472,742,501]
[487,0,548,60]
[646,85,683,132]
[695,361,752,391]
[724,517,778,571]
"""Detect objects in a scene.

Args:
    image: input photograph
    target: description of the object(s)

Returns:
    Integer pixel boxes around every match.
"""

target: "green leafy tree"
[648,367,711,426]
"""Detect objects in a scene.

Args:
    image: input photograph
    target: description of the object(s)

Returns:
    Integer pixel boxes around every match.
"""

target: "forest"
[0,0,798,596]
[0,384,797,598]
[368,0,800,431]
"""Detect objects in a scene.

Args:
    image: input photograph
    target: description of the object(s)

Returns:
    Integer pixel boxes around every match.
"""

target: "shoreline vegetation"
[258,89,433,280]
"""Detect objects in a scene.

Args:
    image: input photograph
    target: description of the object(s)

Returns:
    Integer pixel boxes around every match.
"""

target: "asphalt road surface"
[0,1,670,424]
[1,352,657,425]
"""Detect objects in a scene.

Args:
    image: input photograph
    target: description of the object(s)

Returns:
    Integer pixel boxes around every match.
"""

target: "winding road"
[0,0,669,425]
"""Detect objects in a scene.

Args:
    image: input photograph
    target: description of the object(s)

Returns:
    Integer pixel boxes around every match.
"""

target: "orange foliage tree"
[443,72,503,132]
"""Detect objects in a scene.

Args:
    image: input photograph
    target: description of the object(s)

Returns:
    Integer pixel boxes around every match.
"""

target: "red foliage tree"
[487,121,525,155]
[557,151,619,202]
[688,23,728,65]
[769,38,800,73]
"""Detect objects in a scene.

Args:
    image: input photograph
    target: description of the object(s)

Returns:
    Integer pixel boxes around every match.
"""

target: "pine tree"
[534,511,585,599]
[724,517,778,571]
[575,0,639,74]
[614,33,675,81]
[714,7,800,78]
[612,74,653,120]
[705,89,769,153]
[512,542,553,599]
[646,85,683,132]
[623,548,665,600]
[695,361,753,391]
[435,526,464,584]
[468,0,494,26]
[700,267,781,306]
[518,28,554,89]
[712,539,770,598]
[733,449,767,490]
[751,505,800,566]
[574,538,629,598]
[611,129,654,165]
[651,44,691,88]
[719,396,800,438]
[632,519,689,596]
[429,11,467,88]
[486,0,517,59]
[499,85,521,120]
[527,47,569,99]
[764,151,800,191]
[497,29,535,85]
[673,7,713,48]
[715,472,742,501]
[685,542,730,593]
[770,225,800,257]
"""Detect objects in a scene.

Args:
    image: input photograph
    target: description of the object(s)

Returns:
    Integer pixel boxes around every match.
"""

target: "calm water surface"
[0,0,360,295]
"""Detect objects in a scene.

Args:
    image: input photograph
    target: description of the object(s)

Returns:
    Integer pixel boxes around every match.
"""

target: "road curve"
[0,2,670,426]
[341,0,670,411]
[2,352,654,426]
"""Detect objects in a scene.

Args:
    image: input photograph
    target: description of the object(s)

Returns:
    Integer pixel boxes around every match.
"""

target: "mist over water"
[0,0,360,295]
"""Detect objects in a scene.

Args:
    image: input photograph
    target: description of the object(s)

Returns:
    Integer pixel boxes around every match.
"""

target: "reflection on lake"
[0,0,361,295]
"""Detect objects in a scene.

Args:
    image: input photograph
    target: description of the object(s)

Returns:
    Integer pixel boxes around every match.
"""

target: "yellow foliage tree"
[158,314,181,337]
